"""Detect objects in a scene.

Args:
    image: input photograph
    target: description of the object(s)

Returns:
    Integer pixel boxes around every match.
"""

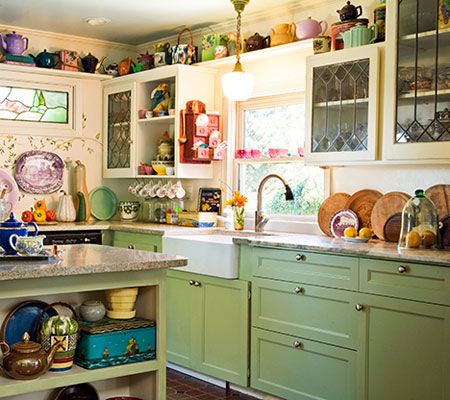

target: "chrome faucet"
[255,174,294,233]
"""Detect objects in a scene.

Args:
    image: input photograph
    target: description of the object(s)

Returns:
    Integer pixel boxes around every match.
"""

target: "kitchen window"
[234,93,325,217]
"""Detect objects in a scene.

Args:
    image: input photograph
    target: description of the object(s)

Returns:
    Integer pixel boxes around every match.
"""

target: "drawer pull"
[194,281,202,287]
[189,280,195,286]
[398,265,407,273]
[294,287,305,294]
[295,254,306,262]
[128,244,135,250]
[293,341,303,349]
[355,304,364,311]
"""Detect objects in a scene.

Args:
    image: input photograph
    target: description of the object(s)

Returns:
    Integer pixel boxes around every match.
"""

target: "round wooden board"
[383,212,402,243]
[371,191,410,240]
[425,184,450,219]
[344,189,383,229]
[35,221,58,225]
[318,192,351,236]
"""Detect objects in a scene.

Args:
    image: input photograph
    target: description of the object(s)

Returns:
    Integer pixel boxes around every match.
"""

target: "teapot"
[245,33,270,52]
[29,49,59,68]
[296,17,328,40]
[270,23,296,47]
[137,51,154,70]
[0,213,38,255]
[337,1,363,21]
[81,53,99,73]
[0,31,29,55]
[0,332,60,380]
[341,23,378,48]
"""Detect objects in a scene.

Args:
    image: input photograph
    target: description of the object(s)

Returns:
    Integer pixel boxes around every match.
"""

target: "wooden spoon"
[179,109,187,144]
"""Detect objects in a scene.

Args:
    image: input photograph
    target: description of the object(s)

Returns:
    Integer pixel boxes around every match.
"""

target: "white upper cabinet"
[383,0,450,161]
[305,45,380,165]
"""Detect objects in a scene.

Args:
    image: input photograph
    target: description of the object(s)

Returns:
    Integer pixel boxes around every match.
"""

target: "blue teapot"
[29,49,59,68]
[0,213,39,255]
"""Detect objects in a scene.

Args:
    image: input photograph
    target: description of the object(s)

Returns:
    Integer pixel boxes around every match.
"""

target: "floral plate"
[0,169,20,216]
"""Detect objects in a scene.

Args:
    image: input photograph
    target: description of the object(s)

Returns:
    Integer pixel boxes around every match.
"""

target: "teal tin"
[75,317,156,369]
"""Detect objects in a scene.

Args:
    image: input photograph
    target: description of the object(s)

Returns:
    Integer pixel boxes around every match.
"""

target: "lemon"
[359,227,372,239]
[344,226,357,238]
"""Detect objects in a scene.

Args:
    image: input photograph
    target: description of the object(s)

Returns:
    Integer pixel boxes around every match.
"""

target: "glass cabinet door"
[305,47,379,164]
[396,0,450,144]
[107,89,132,170]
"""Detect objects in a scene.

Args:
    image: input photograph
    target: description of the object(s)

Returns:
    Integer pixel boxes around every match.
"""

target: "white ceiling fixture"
[84,17,111,26]
[0,0,300,45]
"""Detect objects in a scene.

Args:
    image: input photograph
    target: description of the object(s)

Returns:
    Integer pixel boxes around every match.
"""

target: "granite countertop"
[234,234,450,267]
[0,244,187,282]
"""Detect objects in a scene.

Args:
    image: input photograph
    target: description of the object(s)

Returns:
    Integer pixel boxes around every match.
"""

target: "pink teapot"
[296,17,328,40]
[0,31,29,55]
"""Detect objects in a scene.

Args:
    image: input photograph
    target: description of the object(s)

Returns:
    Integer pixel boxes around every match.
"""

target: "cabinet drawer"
[252,277,360,349]
[113,231,162,252]
[360,258,450,305]
[251,327,357,400]
[242,246,359,290]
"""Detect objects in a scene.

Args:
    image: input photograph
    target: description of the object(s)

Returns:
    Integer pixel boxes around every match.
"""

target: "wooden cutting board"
[383,212,403,243]
[426,184,450,219]
[318,192,351,236]
[371,191,410,240]
[344,189,383,229]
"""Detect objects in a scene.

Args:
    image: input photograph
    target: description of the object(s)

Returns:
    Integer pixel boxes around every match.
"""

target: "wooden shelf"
[399,88,450,99]
[0,360,161,398]
[400,26,450,41]
[313,98,369,107]
[0,62,112,81]
[138,115,175,124]
[136,174,176,179]
[235,156,304,164]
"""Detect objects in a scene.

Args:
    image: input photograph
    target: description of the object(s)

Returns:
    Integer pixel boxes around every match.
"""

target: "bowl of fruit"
[343,226,372,243]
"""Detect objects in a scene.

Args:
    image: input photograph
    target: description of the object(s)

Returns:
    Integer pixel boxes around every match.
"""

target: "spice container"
[398,189,439,249]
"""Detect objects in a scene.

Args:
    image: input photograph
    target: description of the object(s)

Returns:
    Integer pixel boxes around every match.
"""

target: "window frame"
[231,92,330,223]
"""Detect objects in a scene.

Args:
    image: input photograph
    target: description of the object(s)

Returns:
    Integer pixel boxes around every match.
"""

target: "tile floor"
[167,368,257,400]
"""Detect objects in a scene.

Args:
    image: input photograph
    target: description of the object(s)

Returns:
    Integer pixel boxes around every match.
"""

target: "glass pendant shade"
[222,68,255,101]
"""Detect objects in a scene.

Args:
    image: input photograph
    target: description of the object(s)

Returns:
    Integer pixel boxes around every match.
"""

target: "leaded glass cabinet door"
[305,46,380,165]
[383,0,450,160]
[103,82,136,178]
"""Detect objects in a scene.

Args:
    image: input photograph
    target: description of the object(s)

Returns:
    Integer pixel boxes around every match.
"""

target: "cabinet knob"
[398,265,407,273]
[128,244,135,249]
[295,254,306,262]
[293,341,303,349]
[294,287,305,294]
[84,237,91,243]
[194,281,202,287]
[189,280,195,286]
[355,304,364,311]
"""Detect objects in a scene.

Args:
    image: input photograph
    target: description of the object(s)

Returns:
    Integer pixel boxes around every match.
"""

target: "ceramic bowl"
[118,201,140,221]
[151,161,173,175]
[106,288,139,297]
[107,301,135,311]
[106,309,136,320]
[79,300,106,322]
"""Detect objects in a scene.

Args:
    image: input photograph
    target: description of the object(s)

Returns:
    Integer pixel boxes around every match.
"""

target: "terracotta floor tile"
[166,368,257,400]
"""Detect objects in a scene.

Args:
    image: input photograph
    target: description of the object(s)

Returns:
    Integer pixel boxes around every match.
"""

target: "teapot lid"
[0,213,24,228]
[11,332,42,354]
[339,1,357,12]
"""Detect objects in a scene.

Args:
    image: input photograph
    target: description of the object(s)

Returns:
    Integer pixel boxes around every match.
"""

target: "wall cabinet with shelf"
[305,45,380,165]
[103,65,217,179]
[383,0,450,160]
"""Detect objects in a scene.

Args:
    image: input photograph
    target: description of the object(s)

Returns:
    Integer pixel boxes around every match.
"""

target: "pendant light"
[222,0,255,101]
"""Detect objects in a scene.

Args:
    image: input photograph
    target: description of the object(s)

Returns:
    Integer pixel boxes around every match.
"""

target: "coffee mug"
[9,235,46,256]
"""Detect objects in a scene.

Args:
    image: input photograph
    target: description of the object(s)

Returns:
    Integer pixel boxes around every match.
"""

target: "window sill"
[242,216,322,235]
[234,156,304,164]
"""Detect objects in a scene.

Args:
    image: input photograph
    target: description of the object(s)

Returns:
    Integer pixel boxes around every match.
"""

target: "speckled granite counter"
[233,234,450,267]
[0,244,187,281]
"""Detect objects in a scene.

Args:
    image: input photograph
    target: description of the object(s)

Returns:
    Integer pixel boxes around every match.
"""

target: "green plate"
[89,186,118,221]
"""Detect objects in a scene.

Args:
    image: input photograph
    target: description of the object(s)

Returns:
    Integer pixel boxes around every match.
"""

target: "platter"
[15,151,64,194]
[329,209,359,238]
[89,186,118,221]
[0,300,57,345]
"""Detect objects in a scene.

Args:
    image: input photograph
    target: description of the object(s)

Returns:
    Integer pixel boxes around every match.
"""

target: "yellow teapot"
[270,23,296,47]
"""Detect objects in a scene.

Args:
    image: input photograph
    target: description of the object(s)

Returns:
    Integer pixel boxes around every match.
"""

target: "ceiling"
[0,0,299,45]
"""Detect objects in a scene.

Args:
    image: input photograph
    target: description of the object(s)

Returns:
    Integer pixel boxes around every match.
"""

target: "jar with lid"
[398,189,439,249]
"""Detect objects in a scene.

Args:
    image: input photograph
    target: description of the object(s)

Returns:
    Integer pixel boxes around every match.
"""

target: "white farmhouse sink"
[162,231,277,279]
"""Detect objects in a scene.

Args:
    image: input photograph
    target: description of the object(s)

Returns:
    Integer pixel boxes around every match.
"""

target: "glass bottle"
[398,189,439,249]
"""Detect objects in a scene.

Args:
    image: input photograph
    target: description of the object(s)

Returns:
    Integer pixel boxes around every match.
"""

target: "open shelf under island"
[0,244,187,400]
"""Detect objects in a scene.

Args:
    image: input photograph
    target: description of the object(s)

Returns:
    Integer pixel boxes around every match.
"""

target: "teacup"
[9,235,46,256]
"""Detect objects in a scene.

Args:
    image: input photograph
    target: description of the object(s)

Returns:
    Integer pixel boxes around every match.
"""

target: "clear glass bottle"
[398,189,439,249]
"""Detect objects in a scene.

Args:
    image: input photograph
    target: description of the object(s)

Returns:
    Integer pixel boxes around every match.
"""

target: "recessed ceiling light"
[84,17,111,26]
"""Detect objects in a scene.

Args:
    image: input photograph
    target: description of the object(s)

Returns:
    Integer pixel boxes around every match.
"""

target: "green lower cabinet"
[112,231,162,252]
[251,327,357,400]
[167,270,249,386]
[358,293,450,400]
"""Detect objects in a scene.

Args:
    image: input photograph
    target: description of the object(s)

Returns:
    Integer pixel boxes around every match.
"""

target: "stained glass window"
[0,86,69,123]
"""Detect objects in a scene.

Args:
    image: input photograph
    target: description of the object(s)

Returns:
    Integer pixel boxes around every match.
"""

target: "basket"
[38,302,79,372]
[172,28,198,65]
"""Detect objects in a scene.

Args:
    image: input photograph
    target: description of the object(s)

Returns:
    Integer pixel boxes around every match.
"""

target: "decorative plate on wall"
[0,169,20,215]
[15,151,64,194]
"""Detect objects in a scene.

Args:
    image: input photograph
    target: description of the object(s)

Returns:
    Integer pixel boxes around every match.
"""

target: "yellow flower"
[225,191,248,208]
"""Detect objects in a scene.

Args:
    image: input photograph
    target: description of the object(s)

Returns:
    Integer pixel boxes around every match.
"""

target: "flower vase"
[233,206,245,231]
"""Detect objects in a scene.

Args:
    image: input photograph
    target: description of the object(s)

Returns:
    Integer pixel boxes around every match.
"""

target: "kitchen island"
[0,244,187,400]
